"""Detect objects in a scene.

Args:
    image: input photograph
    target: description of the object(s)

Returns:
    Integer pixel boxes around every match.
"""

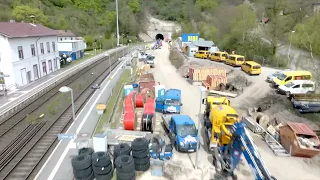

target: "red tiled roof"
[287,122,316,136]
[56,30,76,37]
[0,22,57,38]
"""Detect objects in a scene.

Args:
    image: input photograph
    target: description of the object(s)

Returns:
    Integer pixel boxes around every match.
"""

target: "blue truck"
[162,115,199,152]
[155,88,182,114]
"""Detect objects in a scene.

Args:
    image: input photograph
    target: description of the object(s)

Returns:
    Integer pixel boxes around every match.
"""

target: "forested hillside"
[1,0,319,58]
[0,0,144,48]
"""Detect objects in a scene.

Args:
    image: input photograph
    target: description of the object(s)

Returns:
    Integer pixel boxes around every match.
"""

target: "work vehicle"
[224,54,245,67]
[272,70,312,87]
[203,95,230,118]
[203,105,239,152]
[194,50,209,59]
[162,115,198,152]
[241,61,262,75]
[277,80,315,96]
[266,69,291,82]
[215,121,277,180]
[156,88,182,114]
[210,51,228,62]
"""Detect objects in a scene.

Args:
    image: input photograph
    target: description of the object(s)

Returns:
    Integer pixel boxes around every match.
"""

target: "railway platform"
[0,46,128,121]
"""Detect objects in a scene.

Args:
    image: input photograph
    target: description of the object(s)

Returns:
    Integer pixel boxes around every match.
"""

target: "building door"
[48,60,52,73]
[27,71,32,83]
[42,61,47,76]
[33,64,39,80]
[20,68,27,86]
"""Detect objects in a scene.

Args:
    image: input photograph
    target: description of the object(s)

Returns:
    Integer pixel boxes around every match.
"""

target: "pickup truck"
[162,114,198,152]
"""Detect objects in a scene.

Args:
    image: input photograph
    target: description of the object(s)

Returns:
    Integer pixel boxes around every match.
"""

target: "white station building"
[0,21,60,89]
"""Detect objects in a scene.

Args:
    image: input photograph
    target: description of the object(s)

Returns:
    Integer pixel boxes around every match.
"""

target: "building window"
[52,42,56,52]
[71,37,73,40]
[31,44,36,56]
[33,64,39,80]
[65,38,67,40]
[42,61,47,76]
[40,43,44,54]
[18,46,24,59]
[60,38,62,41]
[46,42,50,53]
[48,60,52,73]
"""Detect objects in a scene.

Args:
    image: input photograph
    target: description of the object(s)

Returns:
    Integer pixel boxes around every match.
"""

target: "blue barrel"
[124,85,133,97]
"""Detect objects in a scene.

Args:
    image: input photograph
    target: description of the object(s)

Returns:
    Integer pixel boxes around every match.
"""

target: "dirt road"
[139,44,320,180]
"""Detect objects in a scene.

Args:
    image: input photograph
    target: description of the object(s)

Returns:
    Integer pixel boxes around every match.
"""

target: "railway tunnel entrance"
[155,33,164,40]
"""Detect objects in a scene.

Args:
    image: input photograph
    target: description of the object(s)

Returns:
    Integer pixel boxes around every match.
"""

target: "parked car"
[277,80,315,96]
[266,69,291,83]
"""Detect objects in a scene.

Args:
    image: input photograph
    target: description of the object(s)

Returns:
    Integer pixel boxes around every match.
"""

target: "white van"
[277,80,315,96]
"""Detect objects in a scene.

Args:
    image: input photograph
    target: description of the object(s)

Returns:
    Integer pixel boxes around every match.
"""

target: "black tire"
[134,156,150,165]
[117,170,135,180]
[73,166,92,178]
[132,149,149,158]
[72,154,92,170]
[93,164,112,175]
[75,171,94,180]
[114,143,131,158]
[94,170,114,180]
[115,155,135,173]
[78,147,94,156]
[135,161,150,172]
[92,152,111,167]
[131,138,149,151]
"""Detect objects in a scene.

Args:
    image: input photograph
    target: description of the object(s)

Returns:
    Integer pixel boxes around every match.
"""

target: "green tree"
[84,35,94,48]
[195,0,218,12]
[59,15,68,30]
[12,5,48,25]
[128,0,140,13]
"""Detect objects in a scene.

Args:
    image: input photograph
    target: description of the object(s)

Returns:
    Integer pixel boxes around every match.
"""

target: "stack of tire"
[131,138,150,172]
[92,152,114,180]
[115,155,136,180]
[71,154,94,180]
[113,143,131,162]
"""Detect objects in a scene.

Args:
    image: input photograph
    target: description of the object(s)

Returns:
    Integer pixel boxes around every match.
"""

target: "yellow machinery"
[204,96,230,118]
[204,105,239,151]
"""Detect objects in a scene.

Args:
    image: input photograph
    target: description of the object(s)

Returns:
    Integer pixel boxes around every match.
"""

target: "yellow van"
[194,50,209,59]
[272,70,312,87]
[225,54,245,67]
[210,51,228,62]
[241,61,262,75]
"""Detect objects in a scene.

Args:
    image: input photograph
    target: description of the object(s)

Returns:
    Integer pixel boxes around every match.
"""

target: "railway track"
[0,47,132,180]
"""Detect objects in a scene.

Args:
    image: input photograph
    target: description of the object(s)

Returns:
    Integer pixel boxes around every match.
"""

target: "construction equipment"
[203,105,239,152]
[215,121,277,180]
[203,95,230,118]
[155,88,183,114]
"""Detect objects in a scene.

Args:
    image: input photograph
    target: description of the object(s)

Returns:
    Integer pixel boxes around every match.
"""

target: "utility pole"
[116,0,120,46]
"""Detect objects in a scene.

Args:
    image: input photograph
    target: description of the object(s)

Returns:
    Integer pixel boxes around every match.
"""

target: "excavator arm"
[219,121,276,180]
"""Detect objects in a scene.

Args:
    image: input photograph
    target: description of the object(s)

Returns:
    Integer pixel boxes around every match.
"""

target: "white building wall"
[58,40,87,53]
[58,42,73,52]
[57,36,75,42]
[0,35,15,87]
[1,35,60,88]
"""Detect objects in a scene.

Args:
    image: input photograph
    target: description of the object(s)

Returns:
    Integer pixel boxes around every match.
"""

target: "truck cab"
[156,88,182,114]
[203,96,230,118]
[162,115,198,152]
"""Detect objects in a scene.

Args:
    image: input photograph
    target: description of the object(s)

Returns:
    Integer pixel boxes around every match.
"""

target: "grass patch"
[95,69,131,134]
[169,49,184,69]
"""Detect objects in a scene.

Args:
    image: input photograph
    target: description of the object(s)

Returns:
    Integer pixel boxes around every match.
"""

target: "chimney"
[9,20,15,23]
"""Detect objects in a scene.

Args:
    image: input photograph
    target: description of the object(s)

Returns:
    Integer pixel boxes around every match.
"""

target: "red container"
[139,73,154,81]
[123,112,135,130]
[135,94,144,108]
[124,105,134,113]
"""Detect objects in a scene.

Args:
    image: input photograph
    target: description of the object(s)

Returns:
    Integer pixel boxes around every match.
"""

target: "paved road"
[34,60,127,180]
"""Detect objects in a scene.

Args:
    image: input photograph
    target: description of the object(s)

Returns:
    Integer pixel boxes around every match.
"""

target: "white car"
[277,80,315,96]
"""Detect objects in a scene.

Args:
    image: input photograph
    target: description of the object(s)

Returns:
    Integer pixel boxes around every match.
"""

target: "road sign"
[57,133,76,140]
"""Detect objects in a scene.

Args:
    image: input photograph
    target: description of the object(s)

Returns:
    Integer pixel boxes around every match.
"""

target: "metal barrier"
[0,46,132,122]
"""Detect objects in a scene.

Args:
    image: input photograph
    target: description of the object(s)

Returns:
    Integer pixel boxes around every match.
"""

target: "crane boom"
[219,121,276,180]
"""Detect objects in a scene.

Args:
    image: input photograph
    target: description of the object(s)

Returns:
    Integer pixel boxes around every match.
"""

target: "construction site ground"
[137,43,320,180]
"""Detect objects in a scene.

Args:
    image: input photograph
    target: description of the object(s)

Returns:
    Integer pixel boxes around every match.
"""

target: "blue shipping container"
[124,85,133,97]
[181,33,200,42]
